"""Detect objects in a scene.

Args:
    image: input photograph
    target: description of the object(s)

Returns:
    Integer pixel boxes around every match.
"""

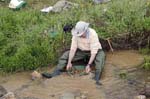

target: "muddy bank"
[0,50,149,99]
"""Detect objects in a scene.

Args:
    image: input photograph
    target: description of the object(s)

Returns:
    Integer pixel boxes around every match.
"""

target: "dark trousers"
[53,49,105,82]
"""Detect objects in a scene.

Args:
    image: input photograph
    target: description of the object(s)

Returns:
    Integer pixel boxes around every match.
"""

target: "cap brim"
[71,28,84,36]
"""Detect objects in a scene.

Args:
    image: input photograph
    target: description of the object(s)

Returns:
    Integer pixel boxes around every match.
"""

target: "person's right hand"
[66,62,72,70]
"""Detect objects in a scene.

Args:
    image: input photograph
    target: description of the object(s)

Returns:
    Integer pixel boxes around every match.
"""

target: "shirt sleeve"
[90,31,101,54]
[70,36,77,50]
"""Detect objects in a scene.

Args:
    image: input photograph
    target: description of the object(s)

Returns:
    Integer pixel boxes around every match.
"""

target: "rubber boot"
[42,69,61,78]
[42,72,52,78]
[51,69,61,76]
[95,70,102,85]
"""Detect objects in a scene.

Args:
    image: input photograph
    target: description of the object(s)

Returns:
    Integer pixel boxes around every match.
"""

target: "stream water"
[0,50,149,99]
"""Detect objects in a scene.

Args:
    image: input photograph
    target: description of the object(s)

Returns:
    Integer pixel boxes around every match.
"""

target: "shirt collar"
[86,28,90,39]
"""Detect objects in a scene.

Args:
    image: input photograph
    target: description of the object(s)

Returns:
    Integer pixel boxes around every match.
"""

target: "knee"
[60,50,70,59]
[100,51,106,58]
[95,65,105,73]
[95,52,105,62]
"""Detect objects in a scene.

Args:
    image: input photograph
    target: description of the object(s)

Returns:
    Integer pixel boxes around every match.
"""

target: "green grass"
[139,47,150,70]
[142,56,150,70]
[0,0,149,72]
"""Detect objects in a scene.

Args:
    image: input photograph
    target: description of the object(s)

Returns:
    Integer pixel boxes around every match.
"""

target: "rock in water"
[31,71,42,80]
[1,92,16,99]
[0,85,7,97]
[134,95,146,99]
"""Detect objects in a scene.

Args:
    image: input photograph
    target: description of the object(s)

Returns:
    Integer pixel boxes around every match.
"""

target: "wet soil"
[0,50,149,99]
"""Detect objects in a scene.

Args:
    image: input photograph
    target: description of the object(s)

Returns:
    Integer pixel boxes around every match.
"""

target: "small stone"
[2,92,16,99]
[80,91,88,99]
[134,95,146,99]
[81,95,87,99]
[31,71,42,80]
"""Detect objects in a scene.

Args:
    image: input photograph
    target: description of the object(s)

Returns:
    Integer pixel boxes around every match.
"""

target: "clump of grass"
[143,56,150,70]
[139,47,150,55]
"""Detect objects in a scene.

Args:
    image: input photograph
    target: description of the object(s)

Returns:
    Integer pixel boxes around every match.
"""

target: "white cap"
[71,21,89,36]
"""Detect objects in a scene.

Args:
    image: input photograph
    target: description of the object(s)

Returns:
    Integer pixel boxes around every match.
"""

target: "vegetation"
[0,0,150,72]
[140,48,150,70]
[143,56,150,70]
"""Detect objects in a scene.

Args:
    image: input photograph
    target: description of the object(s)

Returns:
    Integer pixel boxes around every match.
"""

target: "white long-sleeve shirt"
[70,28,102,54]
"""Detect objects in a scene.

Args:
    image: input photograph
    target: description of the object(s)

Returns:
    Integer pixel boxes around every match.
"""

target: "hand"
[66,62,72,71]
[85,65,91,73]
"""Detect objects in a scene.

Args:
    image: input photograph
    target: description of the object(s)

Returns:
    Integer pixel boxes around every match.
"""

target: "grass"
[0,0,149,72]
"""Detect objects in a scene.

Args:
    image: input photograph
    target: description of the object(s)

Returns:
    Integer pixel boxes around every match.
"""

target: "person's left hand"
[85,65,91,73]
